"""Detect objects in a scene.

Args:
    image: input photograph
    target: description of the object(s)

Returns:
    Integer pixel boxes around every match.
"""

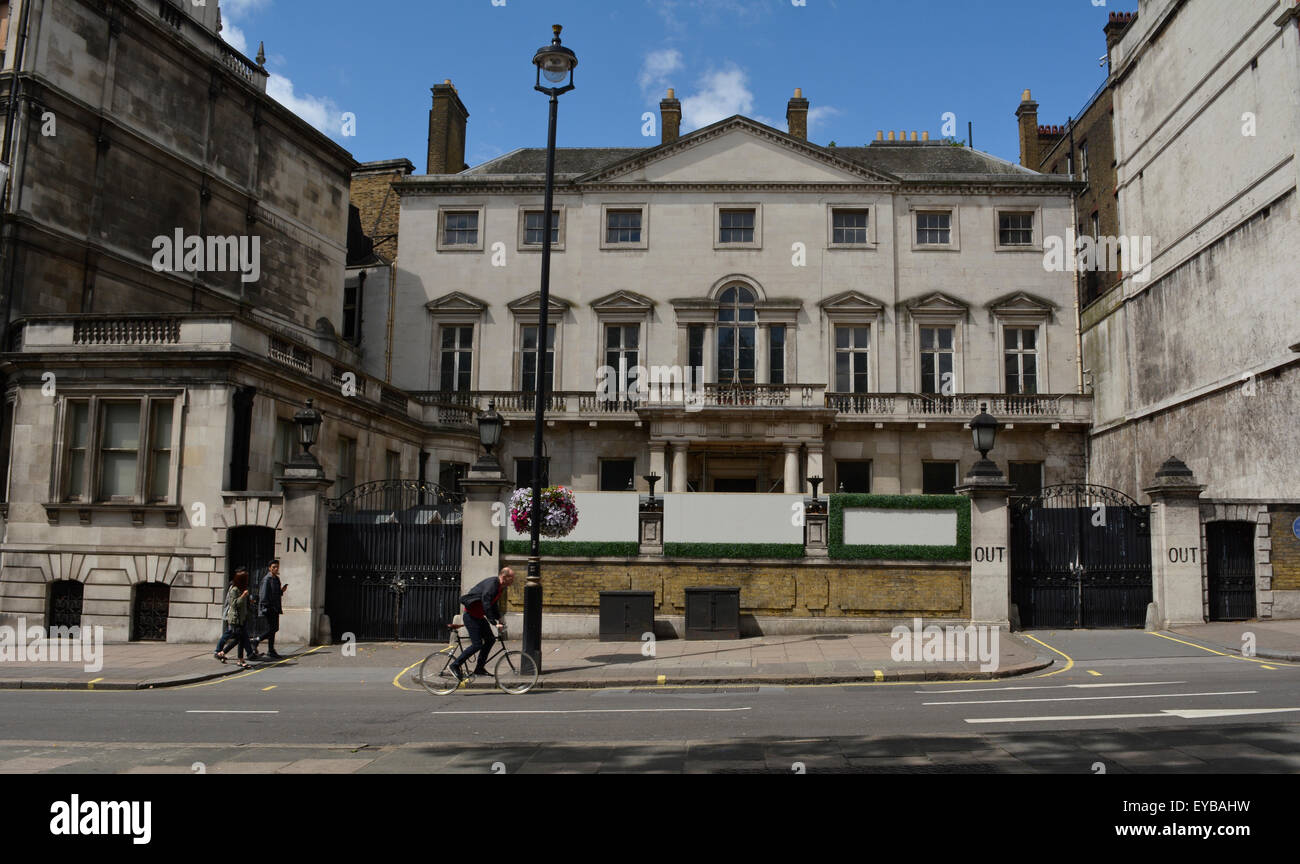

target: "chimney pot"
[666,88,674,98]
[887,131,895,141]
[876,130,884,141]
[921,131,929,141]
[909,131,917,141]
[1022,88,1032,102]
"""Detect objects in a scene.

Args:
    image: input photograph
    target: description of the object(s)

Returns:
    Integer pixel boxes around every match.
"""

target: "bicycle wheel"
[418,646,462,695]
[493,650,539,694]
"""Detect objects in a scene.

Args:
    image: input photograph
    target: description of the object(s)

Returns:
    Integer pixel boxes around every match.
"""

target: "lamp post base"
[522,557,543,672]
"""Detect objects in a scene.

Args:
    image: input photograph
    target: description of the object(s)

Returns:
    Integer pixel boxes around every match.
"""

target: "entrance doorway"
[1010,484,1152,628]
[1206,522,1256,620]
[713,477,756,493]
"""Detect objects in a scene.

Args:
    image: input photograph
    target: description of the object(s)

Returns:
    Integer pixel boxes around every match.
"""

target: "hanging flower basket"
[509,485,579,538]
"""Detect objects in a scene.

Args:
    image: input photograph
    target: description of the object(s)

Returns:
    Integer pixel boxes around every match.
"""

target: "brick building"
[1016,10,1136,308]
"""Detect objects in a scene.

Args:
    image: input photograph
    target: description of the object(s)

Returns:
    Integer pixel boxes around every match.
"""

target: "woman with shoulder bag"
[214,568,256,669]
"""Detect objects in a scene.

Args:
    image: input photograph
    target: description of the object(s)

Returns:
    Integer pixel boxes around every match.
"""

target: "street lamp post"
[524,25,578,671]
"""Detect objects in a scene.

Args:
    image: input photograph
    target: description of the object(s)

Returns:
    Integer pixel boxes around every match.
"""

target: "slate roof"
[451,119,1063,185]
[463,147,644,176]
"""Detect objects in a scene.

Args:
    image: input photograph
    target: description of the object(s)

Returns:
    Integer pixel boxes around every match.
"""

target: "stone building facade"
[0,0,476,642]
[1088,0,1300,618]
[391,86,1091,502]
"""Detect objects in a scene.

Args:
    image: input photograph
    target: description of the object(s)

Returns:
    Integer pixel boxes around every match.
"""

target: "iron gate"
[1206,522,1256,621]
[1011,484,1152,628]
[325,480,463,642]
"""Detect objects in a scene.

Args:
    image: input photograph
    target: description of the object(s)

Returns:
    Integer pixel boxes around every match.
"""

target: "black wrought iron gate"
[325,481,464,642]
[1011,484,1152,628]
[1206,522,1256,621]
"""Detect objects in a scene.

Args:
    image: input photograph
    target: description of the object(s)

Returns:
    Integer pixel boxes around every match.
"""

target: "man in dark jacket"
[250,559,288,660]
[450,567,515,680]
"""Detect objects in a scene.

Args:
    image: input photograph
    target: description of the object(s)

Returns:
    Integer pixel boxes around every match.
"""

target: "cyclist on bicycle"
[450,567,515,680]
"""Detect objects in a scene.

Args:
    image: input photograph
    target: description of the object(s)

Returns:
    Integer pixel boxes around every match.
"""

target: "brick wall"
[350,169,407,260]
[1270,507,1300,592]
[501,556,970,618]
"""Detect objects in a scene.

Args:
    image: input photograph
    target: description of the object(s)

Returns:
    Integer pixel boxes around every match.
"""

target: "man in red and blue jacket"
[451,567,515,679]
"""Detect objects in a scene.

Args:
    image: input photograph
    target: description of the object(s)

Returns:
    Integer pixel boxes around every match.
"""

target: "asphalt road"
[2,629,1298,773]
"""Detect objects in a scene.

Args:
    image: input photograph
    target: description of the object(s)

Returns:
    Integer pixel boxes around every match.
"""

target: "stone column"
[804,444,823,494]
[670,442,688,492]
[459,465,513,596]
[276,465,333,645]
[1143,457,1207,628]
[783,444,800,493]
[649,442,666,480]
[957,461,1014,628]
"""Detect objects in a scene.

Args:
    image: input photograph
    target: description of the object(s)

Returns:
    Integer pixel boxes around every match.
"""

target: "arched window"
[717,286,756,385]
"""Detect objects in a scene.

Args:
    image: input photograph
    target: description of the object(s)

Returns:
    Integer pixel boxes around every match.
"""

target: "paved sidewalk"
[1169,620,1300,662]
[0,630,1049,689]
[0,642,312,690]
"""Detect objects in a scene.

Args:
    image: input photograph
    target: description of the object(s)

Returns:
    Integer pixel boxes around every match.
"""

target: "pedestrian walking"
[250,559,288,660]
[215,568,256,669]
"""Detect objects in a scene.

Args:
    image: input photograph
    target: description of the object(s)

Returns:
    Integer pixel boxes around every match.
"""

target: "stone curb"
[412,655,1055,690]
[1168,632,1300,663]
[0,666,243,690]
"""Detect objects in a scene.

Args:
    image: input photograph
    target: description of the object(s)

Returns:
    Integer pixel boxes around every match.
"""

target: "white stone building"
[393,89,1091,500]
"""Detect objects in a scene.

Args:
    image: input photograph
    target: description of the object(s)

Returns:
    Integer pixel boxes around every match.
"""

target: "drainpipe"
[385,259,396,382]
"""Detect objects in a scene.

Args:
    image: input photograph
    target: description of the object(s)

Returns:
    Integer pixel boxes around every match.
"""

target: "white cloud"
[219,0,343,138]
[639,48,682,96]
[222,21,248,56]
[807,106,841,138]
[266,74,341,136]
[681,65,754,131]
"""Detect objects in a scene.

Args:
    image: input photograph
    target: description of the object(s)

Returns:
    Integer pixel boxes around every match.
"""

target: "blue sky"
[220,0,1133,169]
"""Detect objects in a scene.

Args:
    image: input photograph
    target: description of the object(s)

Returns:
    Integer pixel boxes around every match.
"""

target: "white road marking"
[431,707,753,716]
[966,707,1300,724]
[922,681,1184,694]
[185,710,280,714]
[926,690,1255,706]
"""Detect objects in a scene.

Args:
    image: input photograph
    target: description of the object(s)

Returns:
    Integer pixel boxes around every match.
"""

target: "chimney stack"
[660,88,682,145]
[786,87,809,140]
[1015,88,1040,169]
[428,79,470,174]
[1104,11,1136,50]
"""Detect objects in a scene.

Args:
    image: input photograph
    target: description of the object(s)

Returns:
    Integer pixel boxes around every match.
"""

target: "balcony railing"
[412,387,1090,423]
[412,390,609,415]
[826,392,1092,424]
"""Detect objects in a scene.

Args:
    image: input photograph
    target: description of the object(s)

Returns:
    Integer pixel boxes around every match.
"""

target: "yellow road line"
[1087,670,1102,677]
[1022,633,1075,678]
[87,677,103,690]
[1148,631,1297,667]
[261,685,277,691]
[179,646,326,689]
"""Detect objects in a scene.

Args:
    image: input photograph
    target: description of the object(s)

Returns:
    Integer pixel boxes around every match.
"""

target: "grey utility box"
[598,590,655,642]
[684,586,741,640]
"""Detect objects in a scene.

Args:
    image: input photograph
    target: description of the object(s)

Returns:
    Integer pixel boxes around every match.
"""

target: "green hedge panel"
[828,494,971,561]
